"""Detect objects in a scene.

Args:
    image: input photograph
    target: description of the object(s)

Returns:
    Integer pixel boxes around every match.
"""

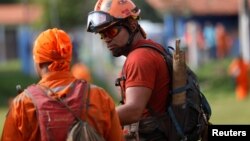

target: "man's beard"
[111,45,130,57]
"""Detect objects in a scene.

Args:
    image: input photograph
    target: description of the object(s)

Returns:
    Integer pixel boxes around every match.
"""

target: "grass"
[208,95,250,124]
[0,60,38,137]
[0,107,7,137]
[196,58,250,124]
[0,60,38,106]
[1,58,250,136]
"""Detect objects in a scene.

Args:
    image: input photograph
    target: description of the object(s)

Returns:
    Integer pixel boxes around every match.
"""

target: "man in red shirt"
[87,0,170,140]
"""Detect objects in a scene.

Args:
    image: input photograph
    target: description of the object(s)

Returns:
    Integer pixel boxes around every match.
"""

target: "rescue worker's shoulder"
[88,84,116,111]
[10,89,33,107]
[126,47,164,69]
[7,88,35,119]
[129,47,162,61]
[89,84,113,100]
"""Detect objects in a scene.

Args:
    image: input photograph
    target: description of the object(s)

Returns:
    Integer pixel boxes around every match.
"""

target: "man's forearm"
[116,104,141,126]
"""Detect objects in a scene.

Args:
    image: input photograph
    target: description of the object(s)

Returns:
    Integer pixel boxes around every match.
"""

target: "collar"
[38,71,76,89]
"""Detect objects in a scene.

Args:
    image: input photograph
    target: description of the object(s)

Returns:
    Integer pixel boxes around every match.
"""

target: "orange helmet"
[87,0,140,33]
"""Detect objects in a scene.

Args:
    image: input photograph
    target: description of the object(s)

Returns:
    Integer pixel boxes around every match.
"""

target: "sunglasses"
[99,26,122,39]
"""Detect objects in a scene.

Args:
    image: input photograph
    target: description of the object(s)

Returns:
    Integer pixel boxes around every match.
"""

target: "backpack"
[116,40,212,141]
[143,41,212,141]
[24,80,105,141]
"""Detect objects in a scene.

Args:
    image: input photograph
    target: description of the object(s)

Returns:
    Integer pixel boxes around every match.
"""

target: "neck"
[122,33,144,57]
[131,32,144,47]
[38,63,50,78]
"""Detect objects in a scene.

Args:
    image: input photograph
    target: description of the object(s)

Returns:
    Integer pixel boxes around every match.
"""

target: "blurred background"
[1,0,250,135]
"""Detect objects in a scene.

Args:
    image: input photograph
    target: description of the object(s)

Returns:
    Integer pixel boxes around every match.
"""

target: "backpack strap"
[172,75,192,94]
[137,44,173,84]
[138,43,189,140]
[25,79,88,141]
[138,43,189,95]
[115,71,126,105]
[57,81,90,122]
[116,43,173,105]
[167,106,186,140]
[26,80,89,119]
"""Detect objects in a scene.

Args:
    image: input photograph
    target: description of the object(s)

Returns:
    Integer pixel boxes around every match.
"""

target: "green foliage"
[1,0,162,29]
[0,60,38,106]
[0,107,8,137]
[30,0,162,29]
[195,58,250,124]
[136,1,163,22]
[196,58,235,98]
[58,0,97,29]
[0,0,17,3]
[31,0,96,29]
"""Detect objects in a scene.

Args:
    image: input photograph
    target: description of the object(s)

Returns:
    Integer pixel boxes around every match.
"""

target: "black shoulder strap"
[137,43,173,88]
[138,44,188,139]
[138,44,190,95]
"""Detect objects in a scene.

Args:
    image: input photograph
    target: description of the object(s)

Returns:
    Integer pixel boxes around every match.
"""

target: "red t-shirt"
[120,39,170,117]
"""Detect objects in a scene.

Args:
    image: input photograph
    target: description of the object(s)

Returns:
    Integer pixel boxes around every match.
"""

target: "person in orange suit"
[71,62,92,82]
[1,28,124,141]
[215,23,229,59]
[228,55,249,101]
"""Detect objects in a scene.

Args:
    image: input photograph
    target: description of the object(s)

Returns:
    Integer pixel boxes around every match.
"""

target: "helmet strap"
[126,25,139,47]
[112,18,139,56]
[119,18,140,54]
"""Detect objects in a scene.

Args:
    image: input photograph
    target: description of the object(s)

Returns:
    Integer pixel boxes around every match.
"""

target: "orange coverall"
[1,72,124,141]
[71,63,92,82]
[1,28,124,141]
[228,58,249,100]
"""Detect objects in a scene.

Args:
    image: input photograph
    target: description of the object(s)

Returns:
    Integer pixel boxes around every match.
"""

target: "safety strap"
[138,44,173,83]
[116,43,174,105]
[115,75,126,104]
[138,43,189,140]
[172,76,192,94]
[57,81,90,122]
[168,106,187,141]
[27,80,90,122]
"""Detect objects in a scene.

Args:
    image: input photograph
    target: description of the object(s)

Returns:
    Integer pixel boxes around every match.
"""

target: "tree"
[32,0,95,29]
[31,0,162,29]
[0,0,17,3]
[136,1,163,22]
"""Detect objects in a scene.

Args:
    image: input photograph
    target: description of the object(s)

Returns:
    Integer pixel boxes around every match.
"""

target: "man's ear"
[39,62,51,73]
[39,62,46,70]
